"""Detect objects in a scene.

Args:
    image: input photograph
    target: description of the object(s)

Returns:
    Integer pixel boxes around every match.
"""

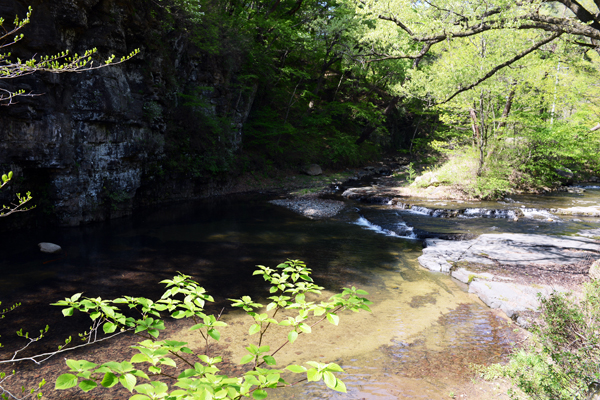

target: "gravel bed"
[269,196,345,219]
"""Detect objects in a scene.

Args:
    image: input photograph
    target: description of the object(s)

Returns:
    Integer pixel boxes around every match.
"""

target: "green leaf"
[325,363,344,372]
[100,372,118,388]
[306,369,321,382]
[263,355,276,366]
[249,324,261,335]
[119,373,136,392]
[288,330,298,344]
[333,378,347,393]
[240,355,254,365]
[130,395,151,400]
[103,322,117,334]
[298,323,311,334]
[323,371,336,389]
[130,353,150,363]
[55,374,78,389]
[160,358,176,367]
[148,366,161,374]
[326,313,339,326]
[62,307,74,317]
[206,328,219,341]
[253,389,268,400]
[78,380,97,392]
[286,365,307,373]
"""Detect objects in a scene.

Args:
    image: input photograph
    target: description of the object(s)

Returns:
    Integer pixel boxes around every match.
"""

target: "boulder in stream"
[38,242,62,254]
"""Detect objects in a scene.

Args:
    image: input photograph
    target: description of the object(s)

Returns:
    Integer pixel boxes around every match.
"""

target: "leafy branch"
[51,261,371,399]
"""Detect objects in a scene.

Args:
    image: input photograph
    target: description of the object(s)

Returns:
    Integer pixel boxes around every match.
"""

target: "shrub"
[484,281,600,399]
[52,260,372,399]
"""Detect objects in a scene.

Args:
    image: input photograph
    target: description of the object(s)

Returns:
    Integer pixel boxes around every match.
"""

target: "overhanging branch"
[440,32,562,105]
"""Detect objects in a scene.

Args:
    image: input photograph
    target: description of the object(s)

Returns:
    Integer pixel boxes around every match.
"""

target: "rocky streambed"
[419,233,599,325]
[343,184,600,325]
[269,172,600,328]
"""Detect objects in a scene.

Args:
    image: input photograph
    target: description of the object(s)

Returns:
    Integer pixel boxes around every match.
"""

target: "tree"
[355,0,600,105]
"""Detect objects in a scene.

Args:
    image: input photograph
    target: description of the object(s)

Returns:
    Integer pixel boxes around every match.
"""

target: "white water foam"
[405,206,433,216]
[354,216,417,239]
[521,208,559,221]
[576,185,600,189]
[462,208,518,219]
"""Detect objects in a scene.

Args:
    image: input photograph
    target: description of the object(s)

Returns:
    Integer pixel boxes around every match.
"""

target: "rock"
[590,260,600,280]
[555,167,574,179]
[38,242,62,254]
[555,206,600,217]
[516,316,532,329]
[468,280,563,318]
[412,171,439,187]
[394,156,410,165]
[0,0,259,227]
[578,228,600,238]
[269,197,344,219]
[451,268,494,284]
[301,164,323,176]
[588,383,600,400]
[419,233,600,273]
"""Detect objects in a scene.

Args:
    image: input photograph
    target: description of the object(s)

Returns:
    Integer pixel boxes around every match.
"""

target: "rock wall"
[0,0,256,226]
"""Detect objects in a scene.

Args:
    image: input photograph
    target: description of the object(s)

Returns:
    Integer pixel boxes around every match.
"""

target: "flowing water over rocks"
[338,177,600,329]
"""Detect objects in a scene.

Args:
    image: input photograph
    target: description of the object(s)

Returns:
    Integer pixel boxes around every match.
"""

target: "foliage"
[406,162,416,183]
[484,281,600,399]
[53,260,372,399]
[0,7,139,105]
[0,171,34,217]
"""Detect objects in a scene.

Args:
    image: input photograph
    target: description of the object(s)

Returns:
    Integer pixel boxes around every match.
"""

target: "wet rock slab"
[419,233,600,322]
[468,279,562,318]
[419,233,600,273]
[269,196,345,219]
[554,206,600,217]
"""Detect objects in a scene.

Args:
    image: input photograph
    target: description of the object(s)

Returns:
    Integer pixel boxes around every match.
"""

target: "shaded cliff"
[0,0,256,226]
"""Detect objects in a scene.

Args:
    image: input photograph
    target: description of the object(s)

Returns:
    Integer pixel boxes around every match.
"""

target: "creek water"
[2,182,600,399]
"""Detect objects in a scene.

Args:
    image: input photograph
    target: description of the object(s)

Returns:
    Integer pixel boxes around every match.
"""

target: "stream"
[2,180,600,399]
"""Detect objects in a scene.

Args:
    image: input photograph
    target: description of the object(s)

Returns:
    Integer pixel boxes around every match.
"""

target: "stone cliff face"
[0,0,256,226]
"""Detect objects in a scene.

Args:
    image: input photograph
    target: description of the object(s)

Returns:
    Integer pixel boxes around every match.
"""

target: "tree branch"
[440,32,562,105]
[553,0,600,31]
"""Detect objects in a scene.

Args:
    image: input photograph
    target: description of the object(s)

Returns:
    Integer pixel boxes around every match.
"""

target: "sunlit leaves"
[49,263,370,400]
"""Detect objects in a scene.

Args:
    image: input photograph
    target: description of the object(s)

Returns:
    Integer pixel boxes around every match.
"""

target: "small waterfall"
[354,216,417,239]
[521,208,559,221]
[407,206,434,216]
[462,208,520,219]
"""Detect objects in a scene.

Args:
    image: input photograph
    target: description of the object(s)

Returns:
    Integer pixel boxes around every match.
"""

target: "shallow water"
[2,187,598,398]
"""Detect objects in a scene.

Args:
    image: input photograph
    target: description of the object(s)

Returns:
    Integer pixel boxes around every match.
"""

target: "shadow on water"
[0,192,519,399]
